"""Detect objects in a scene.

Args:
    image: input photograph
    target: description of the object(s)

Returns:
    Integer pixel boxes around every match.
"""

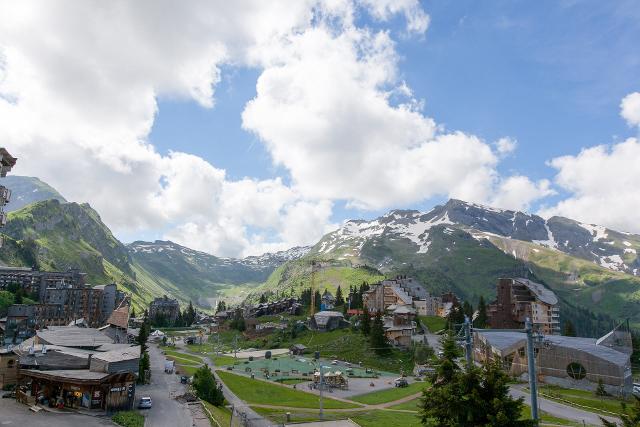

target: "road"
[510,384,616,426]
[136,345,193,427]
[204,355,274,427]
[0,393,114,427]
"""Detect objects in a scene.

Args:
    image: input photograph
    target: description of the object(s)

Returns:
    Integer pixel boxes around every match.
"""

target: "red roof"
[106,305,129,329]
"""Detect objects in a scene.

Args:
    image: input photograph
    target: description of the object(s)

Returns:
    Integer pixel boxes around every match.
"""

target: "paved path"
[0,393,114,427]
[510,384,616,426]
[137,345,193,427]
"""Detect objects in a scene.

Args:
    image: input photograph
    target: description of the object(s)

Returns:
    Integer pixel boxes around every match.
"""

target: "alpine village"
[0,147,638,427]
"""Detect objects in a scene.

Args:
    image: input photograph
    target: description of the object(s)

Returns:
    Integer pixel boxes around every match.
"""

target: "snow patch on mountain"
[579,222,609,241]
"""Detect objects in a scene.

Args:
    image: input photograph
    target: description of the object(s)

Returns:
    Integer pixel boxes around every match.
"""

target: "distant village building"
[487,278,560,335]
[2,281,127,345]
[289,344,307,356]
[383,305,416,349]
[474,325,633,396]
[320,290,336,310]
[246,297,301,318]
[149,296,180,323]
[310,311,349,332]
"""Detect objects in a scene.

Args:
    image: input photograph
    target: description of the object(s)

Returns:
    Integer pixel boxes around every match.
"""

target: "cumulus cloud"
[540,138,640,233]
[490,176,554,212]
[621,92,640,127]
[0,0,552,256]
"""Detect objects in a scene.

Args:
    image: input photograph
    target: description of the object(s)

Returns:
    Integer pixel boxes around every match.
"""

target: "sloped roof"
[37,327,114,348]
[106,305,130,329]
[93,345,140,362]
[514,278,558,305]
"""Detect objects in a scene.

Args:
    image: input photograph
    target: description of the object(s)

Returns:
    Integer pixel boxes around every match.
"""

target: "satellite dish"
[28,345,35,355]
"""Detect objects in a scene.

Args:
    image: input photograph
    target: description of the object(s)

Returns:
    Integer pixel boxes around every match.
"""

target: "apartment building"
[149,296,180,323]
[487,278,560,335]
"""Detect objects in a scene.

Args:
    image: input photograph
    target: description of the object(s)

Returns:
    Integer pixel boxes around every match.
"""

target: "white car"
[138,396,153,409]
[331,360,339,365]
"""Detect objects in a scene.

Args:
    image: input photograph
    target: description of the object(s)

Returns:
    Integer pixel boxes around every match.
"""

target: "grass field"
[351,382,427,405]
[252,407,349,424]
[351,410,422,427]
[418,316,447,333]
[163,349,203,364]
[176,364,199,376]
[111,411,144,427]
[275,378,311,385]
[537,385,625,416]
[389,398,420,411]
[216,370,361,409]
[521,405,582,426]
[202,402,232,427]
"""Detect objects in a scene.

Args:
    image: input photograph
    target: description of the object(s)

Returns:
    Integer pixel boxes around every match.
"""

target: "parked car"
[138,396,153,409]
[331,360,339,365]
[394,378,409,388]
[180,376,188,384]
[2,391,16,399]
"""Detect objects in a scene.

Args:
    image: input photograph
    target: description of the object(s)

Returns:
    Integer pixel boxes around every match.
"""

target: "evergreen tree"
[335,286,344,306]
[193,365,225,406]
[595,378,609,397]
[563,320,577,337]
[14,292,23,304]
[314,290,322,312]
[361,305,371,335]
[185,301,196,326]
[475,296,488,328]
[370,311,389,355]
[420,360,534,427]
[131,307,136,318]
[462,300,474,319]
[137,314,151,384]
[216,300,227,313]
[259,294,267,304]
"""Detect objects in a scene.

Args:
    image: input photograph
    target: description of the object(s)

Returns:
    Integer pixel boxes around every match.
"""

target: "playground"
[221,354,387,383]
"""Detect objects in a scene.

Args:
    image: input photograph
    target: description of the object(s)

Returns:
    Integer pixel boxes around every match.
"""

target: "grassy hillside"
[245,259,384,303]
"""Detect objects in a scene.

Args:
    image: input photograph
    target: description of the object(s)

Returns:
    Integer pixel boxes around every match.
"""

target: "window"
[566,362,587,380]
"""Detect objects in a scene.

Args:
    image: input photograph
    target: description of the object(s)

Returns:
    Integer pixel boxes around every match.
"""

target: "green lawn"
[418,316,447,333]
[389,398,420,411]
[275,378,311,385]
[202,402,232,427]
[176,365,199,376]
[216,370,361,409]
[211,355,238,366]
[252,407,349,423]
[537,385,626,416]
[112,411,144,427]
[163,349,203,364]
[351,382,427,405]
[521,405,582,426]
[351,410,422,427]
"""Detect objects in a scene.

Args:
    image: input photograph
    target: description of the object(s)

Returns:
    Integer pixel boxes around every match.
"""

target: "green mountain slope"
[255,203,640,335]
[2,176,67,212]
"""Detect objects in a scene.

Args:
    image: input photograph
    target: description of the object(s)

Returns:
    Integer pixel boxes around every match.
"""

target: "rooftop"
[92,345,140,362]
[513,278,558,305]
[20,369,110,382]
[37,326,114,348]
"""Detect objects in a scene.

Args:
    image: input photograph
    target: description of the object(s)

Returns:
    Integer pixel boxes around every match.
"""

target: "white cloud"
[621,92,640,127]
[0,0,553,257]
[495,137,517,156]
[490,176,554,212]
[540,138,640,233]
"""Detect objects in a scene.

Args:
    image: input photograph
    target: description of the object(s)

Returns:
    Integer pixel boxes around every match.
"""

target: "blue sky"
[2,1,639,257]
[148,0,640,229]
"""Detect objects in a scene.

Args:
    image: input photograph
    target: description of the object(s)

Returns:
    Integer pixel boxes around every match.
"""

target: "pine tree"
[420,360,535,426]
[595,378,609,397]
[259,294,267,304]
[131,307,136,318]
[193,365,225,406]
[475,296,488,328]
[370,311,389,355]
[361,305,371,335]
[462,300,474,319]
[335,286,344,306]
[314,290,322,312]
[563,320,577,337]
[216,300,227,313]
[186,301,196,326]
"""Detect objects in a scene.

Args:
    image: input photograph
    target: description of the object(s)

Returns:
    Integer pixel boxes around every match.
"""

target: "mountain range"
[1,176,639,334]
